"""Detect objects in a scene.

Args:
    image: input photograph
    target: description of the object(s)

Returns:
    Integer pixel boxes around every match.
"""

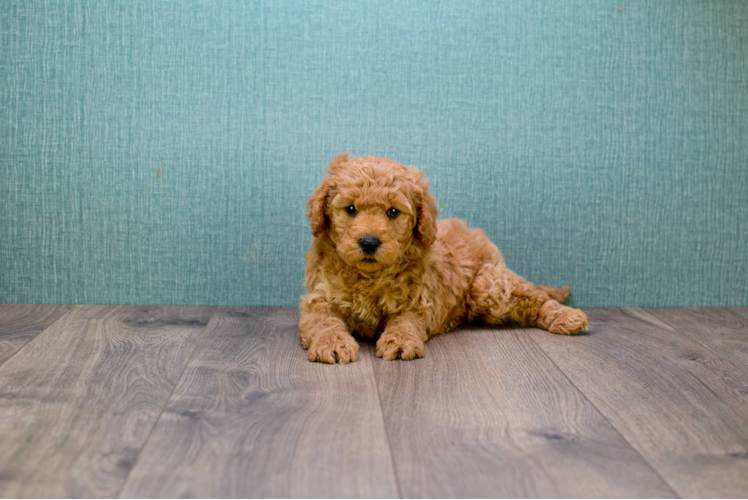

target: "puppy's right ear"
[307,177,331,237]
[308,154,349,237]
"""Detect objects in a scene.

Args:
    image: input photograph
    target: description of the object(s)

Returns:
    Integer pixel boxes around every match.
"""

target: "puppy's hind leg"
[468,264,587,335]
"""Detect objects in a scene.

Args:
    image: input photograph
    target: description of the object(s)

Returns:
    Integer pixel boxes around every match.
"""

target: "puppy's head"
[308,154,437,272]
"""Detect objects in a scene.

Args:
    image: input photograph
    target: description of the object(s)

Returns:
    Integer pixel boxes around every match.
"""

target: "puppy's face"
[308,154,438,273]
[328,180,415,272]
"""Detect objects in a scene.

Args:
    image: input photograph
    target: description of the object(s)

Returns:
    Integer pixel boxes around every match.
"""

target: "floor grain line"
[115,306,219,499]
[367,343,404,500]
[645,307,748,379]
[0,305,216,498]
[526,310,682,499]
[120,307,399,498]
[372,323,676,498]
[0,304,74,367]
[527,307,748,497]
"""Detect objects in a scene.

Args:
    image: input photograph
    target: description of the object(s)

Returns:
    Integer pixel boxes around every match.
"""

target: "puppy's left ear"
[411,169,438,247]
[307,177,331,237]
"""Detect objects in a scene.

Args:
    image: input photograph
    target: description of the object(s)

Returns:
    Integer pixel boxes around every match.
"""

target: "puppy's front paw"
[307,331,359,364]
[548,307,588,335]
[376,330,424,361]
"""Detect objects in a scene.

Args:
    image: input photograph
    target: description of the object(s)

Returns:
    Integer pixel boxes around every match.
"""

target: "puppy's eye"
[345,205,357,216]
[386,208,400,218]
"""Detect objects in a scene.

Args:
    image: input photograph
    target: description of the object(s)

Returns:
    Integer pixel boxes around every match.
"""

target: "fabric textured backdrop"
[1,1,747,307]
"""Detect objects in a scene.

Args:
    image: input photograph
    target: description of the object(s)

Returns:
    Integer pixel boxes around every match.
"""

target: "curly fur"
[300,154,588,363]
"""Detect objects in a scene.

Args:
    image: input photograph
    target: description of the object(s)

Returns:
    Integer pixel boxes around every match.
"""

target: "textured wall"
[1,1,747,306]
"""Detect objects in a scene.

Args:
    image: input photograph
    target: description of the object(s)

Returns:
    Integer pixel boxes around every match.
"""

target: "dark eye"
[386,208,400,218]
[345,205,357,216]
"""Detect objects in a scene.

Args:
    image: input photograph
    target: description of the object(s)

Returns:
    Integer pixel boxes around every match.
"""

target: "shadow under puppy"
[300,154,588,364]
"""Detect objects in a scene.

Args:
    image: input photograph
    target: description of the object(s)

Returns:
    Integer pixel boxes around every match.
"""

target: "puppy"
[300,154,588,364]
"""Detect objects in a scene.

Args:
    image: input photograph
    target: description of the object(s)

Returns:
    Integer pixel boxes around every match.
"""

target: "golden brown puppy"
[300,154,588,364]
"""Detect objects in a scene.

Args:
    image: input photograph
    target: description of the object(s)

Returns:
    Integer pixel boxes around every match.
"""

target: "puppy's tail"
[536,285,570,304]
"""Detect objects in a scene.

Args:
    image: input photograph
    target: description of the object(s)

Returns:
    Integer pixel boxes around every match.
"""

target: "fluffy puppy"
[300,154,588,364]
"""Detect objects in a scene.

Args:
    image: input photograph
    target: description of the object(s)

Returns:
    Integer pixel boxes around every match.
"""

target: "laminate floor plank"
[0,304,73,366]
[0,305,215,498]
[648,307,748,377]
[371,325,675,498]
[120,307,398,499]
[733,307,748,319]
[528,307,748,498]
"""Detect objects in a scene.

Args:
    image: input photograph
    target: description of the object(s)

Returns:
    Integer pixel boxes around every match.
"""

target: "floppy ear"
[411,170,438,247]
[307,177,331,237]
[308,154,350,237]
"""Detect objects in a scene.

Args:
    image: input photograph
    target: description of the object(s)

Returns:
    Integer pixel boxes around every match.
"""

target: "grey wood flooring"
[0,304,72,367]
[0,305,746,498]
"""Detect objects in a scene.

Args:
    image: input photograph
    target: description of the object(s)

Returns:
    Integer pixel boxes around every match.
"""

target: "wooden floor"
[0,305,747,498]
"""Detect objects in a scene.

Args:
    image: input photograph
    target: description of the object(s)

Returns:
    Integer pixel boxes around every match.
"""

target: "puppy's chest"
[336,280,412,335]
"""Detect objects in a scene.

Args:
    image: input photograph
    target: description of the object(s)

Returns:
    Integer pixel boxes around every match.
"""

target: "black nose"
[358,235,381,254]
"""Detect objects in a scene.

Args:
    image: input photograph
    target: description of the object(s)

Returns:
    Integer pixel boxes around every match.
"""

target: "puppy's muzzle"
[358,235,381,255]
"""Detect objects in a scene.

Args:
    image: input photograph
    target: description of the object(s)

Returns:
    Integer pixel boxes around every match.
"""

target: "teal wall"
[1,1,747,307]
